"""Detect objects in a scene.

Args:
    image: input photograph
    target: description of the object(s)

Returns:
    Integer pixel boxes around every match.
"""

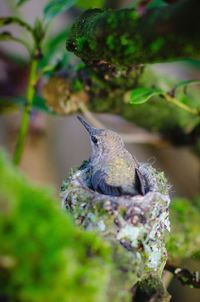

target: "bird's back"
[91,149,138,196]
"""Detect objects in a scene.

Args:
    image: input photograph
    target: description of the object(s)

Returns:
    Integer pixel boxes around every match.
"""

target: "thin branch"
[78,102,167,146]
[165,263,200,288]
[120,132,167,146]
[163,271,173,289]
[66,0,200,66]
[162,93,200,116]
[78,102,105,128]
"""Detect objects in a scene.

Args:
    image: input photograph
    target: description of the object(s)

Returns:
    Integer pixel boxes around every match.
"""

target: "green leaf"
[0,151,111,302]
[0,96,51,114]
[76,0,104,9]
[0,31,13,41]
[130,87,163,104]
[33,18,45,44]
[40,29,69,68]
[0,32,32,55]
[0,31,24,44]
[33,95,51,113]
[175,79,200,90]
[166,197,200,261]
[16,0,30,6]
[43,0,77,21]
[147,0,167,9]
[0,17,33,34]
[0,98,18,114]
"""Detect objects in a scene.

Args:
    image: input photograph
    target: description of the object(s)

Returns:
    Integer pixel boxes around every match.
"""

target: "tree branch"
[79,102,167,145]
[165,263,200,288]
[42,68,200,153]
[66,0,200,66]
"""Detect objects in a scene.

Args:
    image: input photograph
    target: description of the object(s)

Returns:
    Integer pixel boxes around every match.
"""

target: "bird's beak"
[77,115,95,135]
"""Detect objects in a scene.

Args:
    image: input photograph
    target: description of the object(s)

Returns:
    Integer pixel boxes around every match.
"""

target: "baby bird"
[77,116,147,197]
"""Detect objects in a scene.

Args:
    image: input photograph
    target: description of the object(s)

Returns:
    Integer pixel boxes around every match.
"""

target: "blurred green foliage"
[0,1,200,296]
[76,0,104,9]
[43,0,77,21]
[166,196,200,262]
[0,151,111,302]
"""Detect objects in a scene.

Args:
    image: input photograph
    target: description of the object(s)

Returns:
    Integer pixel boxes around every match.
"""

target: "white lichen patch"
[117,224,140,246]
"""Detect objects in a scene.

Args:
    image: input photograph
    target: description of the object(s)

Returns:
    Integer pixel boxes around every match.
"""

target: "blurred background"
[0,0,199,301]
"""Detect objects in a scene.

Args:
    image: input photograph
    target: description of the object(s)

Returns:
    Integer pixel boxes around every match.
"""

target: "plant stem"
[13,59,38,165]
[163,93,200,116]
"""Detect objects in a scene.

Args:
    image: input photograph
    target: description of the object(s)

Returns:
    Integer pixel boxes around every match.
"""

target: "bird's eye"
[91,136,98,144]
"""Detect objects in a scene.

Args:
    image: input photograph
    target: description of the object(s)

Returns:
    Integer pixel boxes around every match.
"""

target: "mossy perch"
[66,0,200,66]
[43,71,200,153]
[61,161,171,302]
[63,0,200,152]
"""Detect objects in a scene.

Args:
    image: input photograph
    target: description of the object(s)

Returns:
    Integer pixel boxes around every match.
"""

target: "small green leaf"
[130,87,163,104]
[0,32,32,55]
[0,17,33,33]
[40,29,69,68]
[147,0,167,9]
[44,0,77,21]
[175,80,200,90]
[33,18,45,43]
[0,97,26,114]
[0,96,50,114]
[0,31,13,41]
[33,96,52,113]
[76,0,103,9]
[0,17,14,27]
[0,99,17,114]
[16,0,30,6]
[0,31,23,44]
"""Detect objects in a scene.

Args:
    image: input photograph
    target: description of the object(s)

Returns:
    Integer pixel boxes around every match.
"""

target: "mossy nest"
[61,161,171,298]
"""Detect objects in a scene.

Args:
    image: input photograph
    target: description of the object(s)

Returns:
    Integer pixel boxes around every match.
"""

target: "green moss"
[66,8,200,66]
[76,37,87,52]
[0,151,111,302]
[166,197,200,261]
[72,79,85,92]
[106,35,115,50]
[150,37,165,54]
[107,13,118,29]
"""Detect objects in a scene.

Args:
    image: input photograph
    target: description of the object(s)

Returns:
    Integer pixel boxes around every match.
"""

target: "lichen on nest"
[61,160,170,292]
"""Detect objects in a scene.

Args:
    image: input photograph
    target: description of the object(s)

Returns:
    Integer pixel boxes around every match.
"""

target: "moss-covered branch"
[42,64,200,154]
[66,0,200,66]
[61,158,171,301]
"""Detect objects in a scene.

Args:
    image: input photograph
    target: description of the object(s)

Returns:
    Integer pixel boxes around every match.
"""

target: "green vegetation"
[0,151,111,302]
[0,0,200,300]
[166,196,200,262]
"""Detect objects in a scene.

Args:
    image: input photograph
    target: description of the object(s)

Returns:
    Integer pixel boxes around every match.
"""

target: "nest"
[61,161,171,298]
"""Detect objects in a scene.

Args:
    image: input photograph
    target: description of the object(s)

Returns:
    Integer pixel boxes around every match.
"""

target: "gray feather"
[91,170,122,196]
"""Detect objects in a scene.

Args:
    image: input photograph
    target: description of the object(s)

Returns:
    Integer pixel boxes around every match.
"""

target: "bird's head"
[77,115,124,159]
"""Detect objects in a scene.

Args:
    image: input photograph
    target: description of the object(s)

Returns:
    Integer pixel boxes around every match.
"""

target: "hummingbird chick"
[77,116,148,197]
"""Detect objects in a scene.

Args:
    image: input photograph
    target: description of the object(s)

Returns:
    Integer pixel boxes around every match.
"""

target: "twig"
[120,133,167,146]
[78,102,167,146]
[162,93,200,116]
[165,263,200,288]
[78,102,105,128]
[163,271,173,289]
